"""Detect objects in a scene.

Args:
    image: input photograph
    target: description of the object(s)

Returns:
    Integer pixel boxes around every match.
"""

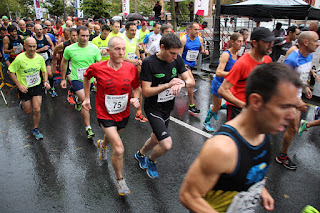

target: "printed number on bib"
[14,43,23,54]
[39,52,48,61]
[105,94,128,114]
[77,67,88,81]
[158,87,174,103]
[186,50,199,61]
[127,52,136,60]
[226,179,266,213]
[26,72,40,87]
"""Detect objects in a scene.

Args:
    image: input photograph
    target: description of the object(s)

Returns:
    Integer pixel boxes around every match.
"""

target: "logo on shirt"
[154,73,165,78]
[171,68,177,78]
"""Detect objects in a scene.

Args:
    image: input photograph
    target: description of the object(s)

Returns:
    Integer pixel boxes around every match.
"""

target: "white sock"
[85,126,91,130]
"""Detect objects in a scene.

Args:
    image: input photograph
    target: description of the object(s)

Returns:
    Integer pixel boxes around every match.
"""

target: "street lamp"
[209,0,221,70]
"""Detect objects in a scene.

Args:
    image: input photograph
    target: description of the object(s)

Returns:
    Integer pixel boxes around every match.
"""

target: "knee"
[160,137,172,152]
[113,145,124,157]
[33,108,41,114]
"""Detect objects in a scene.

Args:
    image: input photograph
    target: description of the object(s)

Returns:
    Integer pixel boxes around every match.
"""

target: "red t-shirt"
[53,26,63,36]
[84,60,140,121]
[225,52,272,106]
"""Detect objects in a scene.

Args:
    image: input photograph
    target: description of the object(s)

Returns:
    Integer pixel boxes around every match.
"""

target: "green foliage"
[81,0,111,18]
[45,0,64,17]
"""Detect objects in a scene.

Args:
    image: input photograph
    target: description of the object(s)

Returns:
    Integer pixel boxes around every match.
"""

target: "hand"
[12,46,17,53]
[60,79,67,89]
[261,187,274,211]
[130,98,140,108]
[82,98,91,111]
[130,59,139,65]
[137,59,142,66]
[305,86,313,99]
[18,84,28,93]
[170,84,184,96]
[202,50,209,55]
[44,82,51,90]
[43,45,49,51]
[101,49,108,56]
[313,73,320,82]
[168,78,184,88]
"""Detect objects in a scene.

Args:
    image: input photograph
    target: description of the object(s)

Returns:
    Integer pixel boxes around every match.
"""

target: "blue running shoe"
[146,157,159,178]
[135,152,147,170]
[220,103,227,110]
[32,128,43,140]
[203,121,214,132]
[49,88,58,97]
[314,106,320,120]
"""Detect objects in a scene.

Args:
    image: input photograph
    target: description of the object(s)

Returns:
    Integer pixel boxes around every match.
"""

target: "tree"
[81,0,111,18]
[45,0,64,17]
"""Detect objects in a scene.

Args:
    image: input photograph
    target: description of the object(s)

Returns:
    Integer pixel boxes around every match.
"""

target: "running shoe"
[193,88,198,92]
[135,113,148,122]
[189,105,200,114]
[134,152,147,169]
[32,128,44,140]
[209,104,219,120]
[97,139,107,161]
[86,128,95,139]
[275,155,297,170]
[19,100,23,111]
[314,106,320,120]
[67,90,75,105]
[203,121,214,132]
[116,178,130,196]
[75,101,82,111]
[298,120,308,136]
[301,205,319,213]
[49,88,58,97]
[146,157,159,178]
[220,103,227,110]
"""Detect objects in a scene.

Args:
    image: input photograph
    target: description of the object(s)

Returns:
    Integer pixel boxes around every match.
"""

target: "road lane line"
[170,116,213,139]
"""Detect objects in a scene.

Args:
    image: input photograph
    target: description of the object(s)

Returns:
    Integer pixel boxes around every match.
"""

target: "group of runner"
[2,14,320,211]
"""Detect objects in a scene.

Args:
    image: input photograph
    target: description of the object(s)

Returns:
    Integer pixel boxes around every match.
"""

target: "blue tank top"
[216,50,237,83]
[182,34,201,67]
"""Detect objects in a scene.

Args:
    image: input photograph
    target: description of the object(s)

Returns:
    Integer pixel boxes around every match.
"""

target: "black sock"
[137,151,144,157]
[49,77,54,88]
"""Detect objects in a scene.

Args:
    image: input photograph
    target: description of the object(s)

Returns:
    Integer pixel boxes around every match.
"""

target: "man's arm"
[51,42,64,72]
[141,78,185,98]
[82,76,92,111]
[179,135,238,213]
[215,52,230,77]
[3,37,14,54]
[199,37,209,55]
[218,79,246,108]
[130,86,142,108]
[46,35,55,50]
[179,36,187,56]
[60,56,68,88]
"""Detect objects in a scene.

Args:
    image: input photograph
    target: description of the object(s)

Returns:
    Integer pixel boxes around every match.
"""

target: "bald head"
[298,31,318,45]
[34,24,43,37]
[18,20,26,31]
[24,37,37,56]
[25,37,36,45]
[309,21,319,31]
[108,36,125,48]
[298,31,319,53]
[66,20,73,28]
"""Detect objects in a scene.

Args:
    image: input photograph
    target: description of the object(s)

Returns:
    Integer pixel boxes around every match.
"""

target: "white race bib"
[26,72,40,87]
[99,47,109,57]
[77,67,88,81]
[238,46,245,56]
[39,52,48,61]
[277,55,285,63]
[186,50,199,61]
[126,52,136,60]
[158,87,175,103]
[105,94,128,114]
[14,43,23,54]
[226,179,266,213]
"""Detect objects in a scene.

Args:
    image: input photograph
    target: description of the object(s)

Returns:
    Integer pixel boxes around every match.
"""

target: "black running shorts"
[19,83,44,102]
[145,107,171,141]
[227,105,242,121]
[98,116,129,131]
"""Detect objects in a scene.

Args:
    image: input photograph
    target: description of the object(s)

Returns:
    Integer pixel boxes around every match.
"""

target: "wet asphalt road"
[0,74,319,213]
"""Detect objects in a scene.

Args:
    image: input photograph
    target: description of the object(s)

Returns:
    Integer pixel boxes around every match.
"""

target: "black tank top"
[34,35,50,54]
[63,40,71,51]
[213,124,271,192]
[8,35,24,57]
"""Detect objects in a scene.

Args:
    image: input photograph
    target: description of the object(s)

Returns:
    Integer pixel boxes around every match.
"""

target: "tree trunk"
[170,0,177,32]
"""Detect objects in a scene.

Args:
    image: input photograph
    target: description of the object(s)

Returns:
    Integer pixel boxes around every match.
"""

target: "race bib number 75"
[105,94,128,114]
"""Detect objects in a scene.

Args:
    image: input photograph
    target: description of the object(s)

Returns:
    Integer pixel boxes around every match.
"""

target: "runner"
[60,26,101,139]
[0,27,10,68]
[33,24,56,97]
[203,32,243,132]
[138,21,150,60]
[17,20,33,40]
[147,24,172,56]
[105,21,124,45]
[8,37,51,140]
[180,22,209,114]
[276,31,319,170]
[1,16,10,30]
[134,33,195,178]
[123,21,148,122]
[218,27,274,121]
[179,63,302,212]
[52,28,78,105]
[82,36,141,196]
[3,25,24,63]
[142,22,161,56]
[92,24,110,61]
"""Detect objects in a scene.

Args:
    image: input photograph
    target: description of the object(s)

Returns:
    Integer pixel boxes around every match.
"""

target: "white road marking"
[170,116,213,139]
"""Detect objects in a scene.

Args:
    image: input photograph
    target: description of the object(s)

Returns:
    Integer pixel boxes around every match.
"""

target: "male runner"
[123,21,148,122]
[33,24,56,97]
[134,33,195,178]
[52,28,78,104]
[218,27,274,120]
[3,25,24,63]
[82,36,141,196]
[17,20,33,40]
[8,37,51,140]
[92,24,110,61]
[276,31,319,170]
[60,26,101,139]
[142,22,161,56]
[180,63,302,212]
[147,24,172,56]
[105,21,124,45]
[0,27,10,67]
[180,22,209,114]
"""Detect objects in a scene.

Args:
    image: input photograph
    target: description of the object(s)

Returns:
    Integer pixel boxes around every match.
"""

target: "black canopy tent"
[220,0,320,20]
